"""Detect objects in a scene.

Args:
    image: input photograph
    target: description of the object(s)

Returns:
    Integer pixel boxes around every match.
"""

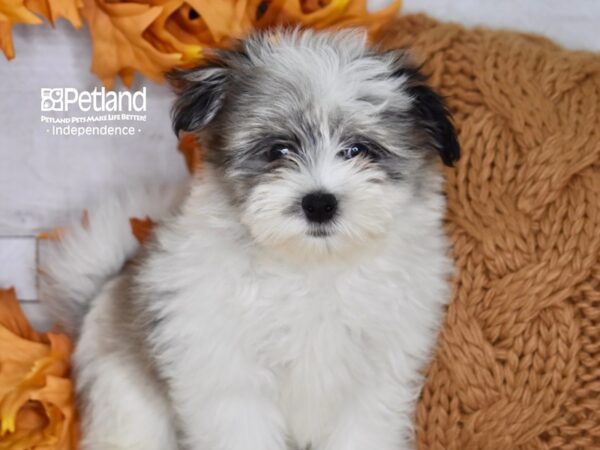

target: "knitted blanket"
[376,15,600,450]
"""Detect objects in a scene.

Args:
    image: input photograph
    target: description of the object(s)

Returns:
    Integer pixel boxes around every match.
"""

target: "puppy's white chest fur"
[138,180,451,449]
[267,266,414,444]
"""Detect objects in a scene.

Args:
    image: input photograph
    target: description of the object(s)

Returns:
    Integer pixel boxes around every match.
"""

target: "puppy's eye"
[267,144,292,162]
[340,143,369,160]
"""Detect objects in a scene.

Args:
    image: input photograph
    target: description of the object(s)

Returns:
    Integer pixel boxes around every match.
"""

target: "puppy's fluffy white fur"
[41,29,457,450]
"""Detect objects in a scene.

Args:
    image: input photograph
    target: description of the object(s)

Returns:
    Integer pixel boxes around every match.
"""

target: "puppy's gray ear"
[388,51,460,166]
[168,59,229,135]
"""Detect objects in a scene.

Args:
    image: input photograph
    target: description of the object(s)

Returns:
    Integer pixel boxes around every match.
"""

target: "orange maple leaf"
[2,0,401,82]
[144,0,203,64]
[178,131,202,174]
[0,21,15,60]
[0,0,42,24]
[130,216,155,245]
[0,0,42,60]
[332,0,401,35]
[25,0,83,28]
[281,0,355,28]
[81,0,181,88]
[279,0,401,32]
[185,0,247,44]
[0,288,79,450]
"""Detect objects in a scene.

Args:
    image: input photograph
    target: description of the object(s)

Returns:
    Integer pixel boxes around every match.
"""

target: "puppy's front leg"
[177,393,288,450]
[321,384,416,450]
[169,353,287,450]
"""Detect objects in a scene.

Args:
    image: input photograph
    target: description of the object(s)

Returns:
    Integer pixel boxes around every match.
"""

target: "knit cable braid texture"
[377,14,600,450]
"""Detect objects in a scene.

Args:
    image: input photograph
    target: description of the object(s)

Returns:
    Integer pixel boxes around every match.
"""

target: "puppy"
[41,28,459,450]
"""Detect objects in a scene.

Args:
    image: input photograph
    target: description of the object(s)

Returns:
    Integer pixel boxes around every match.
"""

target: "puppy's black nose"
[301,191,338,223]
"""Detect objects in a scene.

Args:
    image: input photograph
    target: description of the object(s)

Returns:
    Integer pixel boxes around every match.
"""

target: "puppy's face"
[171,29,459,257]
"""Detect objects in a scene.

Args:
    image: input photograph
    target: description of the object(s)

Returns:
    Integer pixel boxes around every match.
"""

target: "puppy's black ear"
[389,51,460,166]
[168,58,230,135]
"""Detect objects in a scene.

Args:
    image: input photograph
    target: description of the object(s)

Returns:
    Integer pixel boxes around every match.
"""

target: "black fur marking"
[168,64,228,135]
[389,52,461,166]
[168,46,250,135]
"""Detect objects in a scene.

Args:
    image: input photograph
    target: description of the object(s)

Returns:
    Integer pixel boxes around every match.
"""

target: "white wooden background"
[1,0,599,330]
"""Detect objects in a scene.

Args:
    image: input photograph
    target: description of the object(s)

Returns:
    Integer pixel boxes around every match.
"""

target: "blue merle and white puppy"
[41,28,459,450]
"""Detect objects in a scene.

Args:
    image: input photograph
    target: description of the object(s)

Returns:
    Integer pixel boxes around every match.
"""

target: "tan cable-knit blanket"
[377,14,600,450]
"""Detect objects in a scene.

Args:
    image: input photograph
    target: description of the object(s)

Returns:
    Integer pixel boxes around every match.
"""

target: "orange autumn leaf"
[0,0,43,60]
[281,0,401,32]
[0,289,46,344]
[185,0,247,44]
[144,0,203,64]
[0,0,43,24]
[1,0,401,81]
[77,0,400,86]
[82,0,181,88]
[178,131,202,174]
[0,21,15,60]
[25,0,83,28]
[130,216,155,244]
[253,0,288,28]
[281,0,355,28]
[0,288,79,450]
[332,0,401,35]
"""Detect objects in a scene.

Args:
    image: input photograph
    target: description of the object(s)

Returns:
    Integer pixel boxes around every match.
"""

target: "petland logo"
[40,87,147,112]
[40,87,148,137]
